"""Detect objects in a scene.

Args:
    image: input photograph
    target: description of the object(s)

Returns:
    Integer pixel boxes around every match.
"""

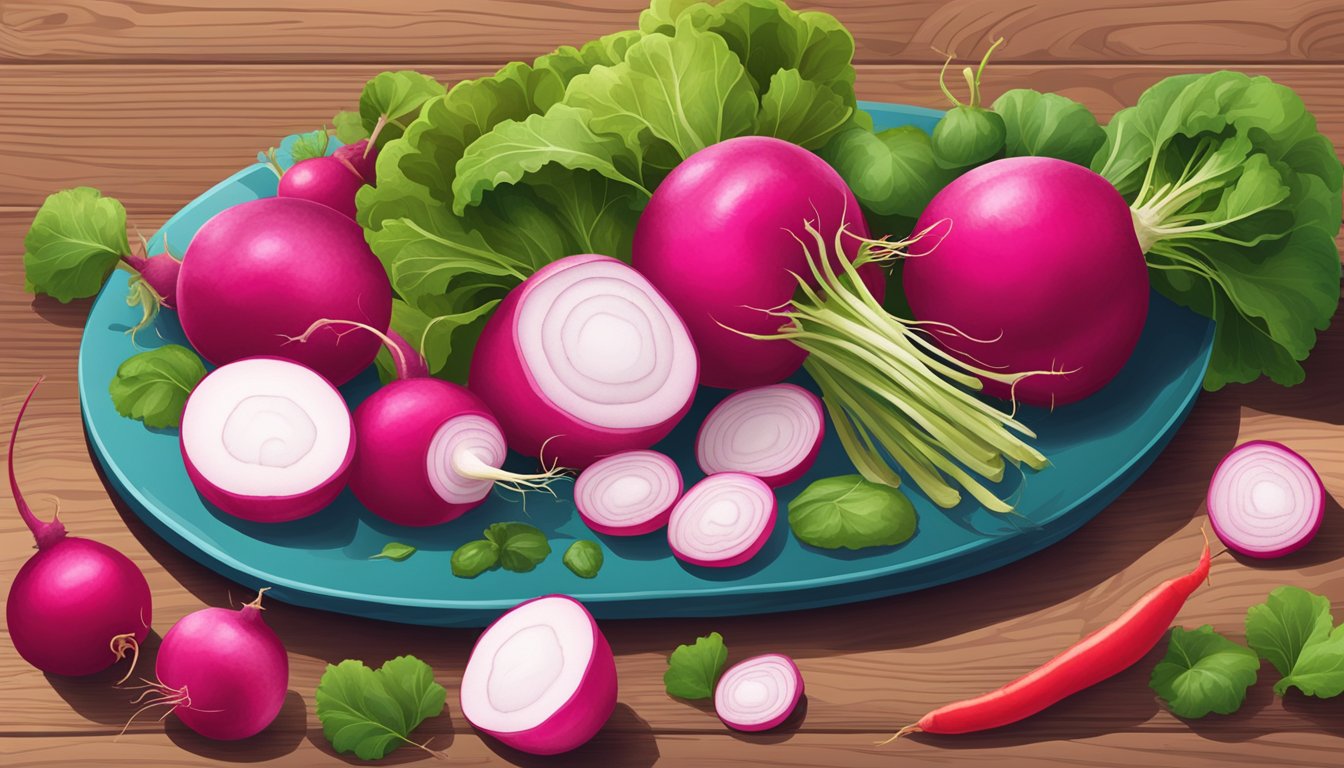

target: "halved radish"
[180,357,353,522]
[1207,440,1325,558]
[715,653,804,732]
[461,594,618,755]
[667,473,776,568]
[697,383,824,487]
[574,450,683,536]
[469,254,699,469]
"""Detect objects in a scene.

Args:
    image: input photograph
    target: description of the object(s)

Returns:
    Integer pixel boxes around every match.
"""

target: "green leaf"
[756,68,853,149]
[1245,586,1333,679]
[289,128,330,163]
[788,474,918,550]
[992,89,1105,167]
[23,187,130,302]
[108,345,207,429]
[639,0,707,34]
[315,655,446,761]
[369,542,417,562]
[1277,625,1344,698]
[562,540,604,578]
[333,110,369,144]
[375,297,501,383]
[1150,626,1260,718]
[931,105,1006,169]
[534,29,644,86]
[820,124,958,219]
[484,522,552,573]
[664,632,728,700]
[451,540,500,578]
[359,70,447,148]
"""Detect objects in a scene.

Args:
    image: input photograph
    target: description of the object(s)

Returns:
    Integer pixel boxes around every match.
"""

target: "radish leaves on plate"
[369,542,417,562]
[992,89,1105,166]
[1150,626,1259,718]
[108,345,206,429]
[316,655,447,760]
[23,187,130,302]
[788,475,918,551]
[563,540,604,578]
[451,540,500,579]
[665,632,729,700]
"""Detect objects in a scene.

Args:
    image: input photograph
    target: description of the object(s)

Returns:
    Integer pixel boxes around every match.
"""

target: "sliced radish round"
[180,357,353,522]
[667,473,776,568]
[1207,440,1324,559]
[575,450,683,536]
[715,654,803,732]
[697,383,824,487]
[470,254,698,468]
[461,595,617,755]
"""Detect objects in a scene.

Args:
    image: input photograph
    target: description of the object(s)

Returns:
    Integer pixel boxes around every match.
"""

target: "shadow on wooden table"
[477,704,659,768]
[164,690,307,761]
[29,294,92,329]
[44,630,163,726]
[1225,308,1344,426]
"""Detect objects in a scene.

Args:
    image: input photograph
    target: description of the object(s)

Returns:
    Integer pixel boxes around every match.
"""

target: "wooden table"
[3,1,1344,766]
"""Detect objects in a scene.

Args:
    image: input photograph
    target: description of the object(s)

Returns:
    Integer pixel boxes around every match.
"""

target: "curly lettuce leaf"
[756,68,853,149]
[993,89,1105,166]
[358,70,446,149]
[24,187,130,302]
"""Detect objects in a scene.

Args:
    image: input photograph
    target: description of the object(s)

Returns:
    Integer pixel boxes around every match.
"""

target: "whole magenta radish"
[334,139,377,185]
[278,156,366,219]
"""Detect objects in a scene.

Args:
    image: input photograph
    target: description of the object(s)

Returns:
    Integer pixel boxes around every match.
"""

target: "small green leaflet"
[108,345,207,429]
[1245,585,1333,679]
[289,128,331,163]
[788,475,918,550]
[451,539,500,578]
[333,110,370,144]
[1150,626,1259,719]
[359,70,447,149]
[563,540,604,578]
[485,522,552,573]
[992,89,1105,167]
[664,632,728,700]
[369,542,417,562]
[23,187,130,303]
[315,655,446,760]
[931,105,1005,169]
[756,68,852,149]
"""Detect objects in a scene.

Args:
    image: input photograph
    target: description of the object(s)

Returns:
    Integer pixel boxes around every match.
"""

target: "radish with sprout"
[277,137,378,220]
[1206,441,1325,558]
[6,378,152,677]
[180,357,355,522]
[697,384,824,487]
[574,450,683,536]
[715,654,804,732]
[461,594,617,755]
[668,473,777,568]
[469,254,698,469]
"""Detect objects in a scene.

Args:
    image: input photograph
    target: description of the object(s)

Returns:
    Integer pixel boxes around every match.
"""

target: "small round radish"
[667,473,776,568]
[574,450,683,536]
[176,197,392,386]
[122,252,182,309]
[180,357,354,522]
[6,379,152,677]
[696,384,824,487]
[470,254,698,469]
[278,156,365,219]
[715,654,804,732]
[461,595,617,755]
[334,139,377,185]
[1207,440,1325,558]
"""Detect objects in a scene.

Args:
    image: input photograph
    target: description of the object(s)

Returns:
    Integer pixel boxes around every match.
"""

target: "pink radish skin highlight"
[278,156,366,219]
[668,473,777,568]
[122,252,182,309]
[470,254,698,469]
[632,136,883,390]
[696,384,824,487]
[715,654,804,732]
[1207,440,1324,559]
[461,595,617,755]
[574,450,683,536]
[6,378,152,677]
[334,140,377,184]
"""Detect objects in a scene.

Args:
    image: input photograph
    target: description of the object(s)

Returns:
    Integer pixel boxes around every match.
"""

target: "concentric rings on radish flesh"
[575,450,683,535]
[1207,440,1324,558]
[667,473,776,567]
[715,654,803,732]
[427,414,507,505]
[697,384,823,486]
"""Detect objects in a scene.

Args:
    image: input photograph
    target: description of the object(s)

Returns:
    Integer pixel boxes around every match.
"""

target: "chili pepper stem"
[876,724,922,746]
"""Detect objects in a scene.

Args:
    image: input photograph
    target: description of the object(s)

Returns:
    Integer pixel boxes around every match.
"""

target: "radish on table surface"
[697,384,824,487]
[7,378,152,678]
[1206,441,1324,558]
[574,450,683,536]
[667,473,777,568]
[715,654,804,732]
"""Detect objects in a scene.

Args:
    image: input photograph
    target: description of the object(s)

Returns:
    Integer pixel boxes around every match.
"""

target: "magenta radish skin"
[696,384,824,487]
[176,197,392,386]
[156,594,288,741]
[461,595,617,755]
[574,450,683,536]
[715,654,804,732]
[180,357,355,523]
[632,136,883,390]
[1206,440,1325,559]
[122,252,182,309]
[469,254,698,469]
[334,140,377,184]
[667,473,777,568]
[278,156,366,219]
[7,379,152,677]
[903,156,1149,407]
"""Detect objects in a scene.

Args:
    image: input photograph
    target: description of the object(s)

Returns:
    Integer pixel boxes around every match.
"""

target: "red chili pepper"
[886,532,1210,741]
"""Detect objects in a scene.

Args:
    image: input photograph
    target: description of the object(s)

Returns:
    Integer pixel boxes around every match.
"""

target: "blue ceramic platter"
[78,102,1214,626]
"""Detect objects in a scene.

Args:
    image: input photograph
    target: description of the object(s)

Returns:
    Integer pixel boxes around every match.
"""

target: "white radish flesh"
[1207,440,1324,558]
[574,450,683,536]
[696,383,824,487]
[667,473,776,568]
[715,653,804,732]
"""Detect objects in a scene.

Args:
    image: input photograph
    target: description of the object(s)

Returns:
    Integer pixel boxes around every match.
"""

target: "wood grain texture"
[2,0,1342,65]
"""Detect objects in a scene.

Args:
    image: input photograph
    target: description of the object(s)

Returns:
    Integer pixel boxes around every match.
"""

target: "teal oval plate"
[78,102,1214,626]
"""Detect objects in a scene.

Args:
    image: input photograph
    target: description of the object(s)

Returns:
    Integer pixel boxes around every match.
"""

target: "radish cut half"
[1207,440,1324,559]
[667,473,776,568]
[697,383,824,487]
[181,357,353,522]
[575,450,683,536]
[461,595,618,755]
[715,654,804,732]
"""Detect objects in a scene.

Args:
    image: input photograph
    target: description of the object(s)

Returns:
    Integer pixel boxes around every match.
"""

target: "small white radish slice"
[667,473,776,568]
[696,383,824,487]
[1207,440,1324,558]
[461,595,617,755]
[181,357,353,522]
[715,654,804,732]
[574,450,683,536]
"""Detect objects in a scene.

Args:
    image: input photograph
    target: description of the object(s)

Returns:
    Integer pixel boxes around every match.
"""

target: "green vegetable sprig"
[788,475,918,550]
[108,345,207,430]
[315,655,446,760]
[563,540,605,578]
[664,632,729,700]
[451,522,552,578]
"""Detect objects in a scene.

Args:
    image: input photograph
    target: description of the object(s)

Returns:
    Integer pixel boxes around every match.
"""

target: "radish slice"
[461,595,618,755]
[180,357,353,522]
[715,654,804,732]
[574,450,683,536]
[470,254,698,468]
[696,383,824,487]
[1207,440,1325,559]
[667,473,776,568]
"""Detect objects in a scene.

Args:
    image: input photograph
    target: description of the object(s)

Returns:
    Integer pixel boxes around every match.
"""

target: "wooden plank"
[2,63,1343,214]
[2,0,1342,65]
